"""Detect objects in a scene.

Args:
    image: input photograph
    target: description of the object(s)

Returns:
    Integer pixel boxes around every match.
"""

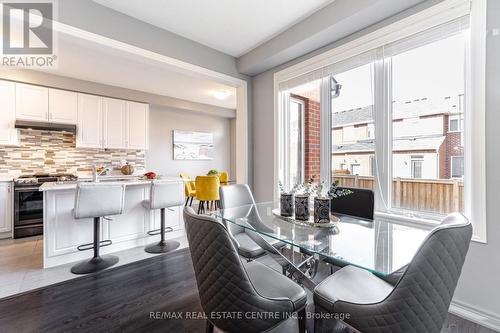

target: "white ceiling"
[93,0,335,57]
[39,32,237,109]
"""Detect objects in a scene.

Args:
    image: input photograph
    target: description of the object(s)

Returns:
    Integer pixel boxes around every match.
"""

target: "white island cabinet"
[40,179,185,268]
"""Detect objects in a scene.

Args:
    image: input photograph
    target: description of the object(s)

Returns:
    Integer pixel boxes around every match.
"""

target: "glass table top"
[213,202,431,276]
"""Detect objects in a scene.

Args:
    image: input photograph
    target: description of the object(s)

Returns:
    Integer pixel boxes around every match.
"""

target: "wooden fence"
[332,174,464,215]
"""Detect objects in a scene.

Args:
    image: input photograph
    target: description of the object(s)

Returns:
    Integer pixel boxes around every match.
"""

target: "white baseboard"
[449,300,500,332]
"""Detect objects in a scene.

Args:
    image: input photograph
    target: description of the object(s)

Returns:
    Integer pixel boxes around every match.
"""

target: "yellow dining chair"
[195,175,220,214]
[218,171,229,186]
[180,173,196,207]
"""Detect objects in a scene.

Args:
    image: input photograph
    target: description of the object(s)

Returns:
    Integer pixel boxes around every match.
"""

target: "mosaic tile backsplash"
[0,129,145,176]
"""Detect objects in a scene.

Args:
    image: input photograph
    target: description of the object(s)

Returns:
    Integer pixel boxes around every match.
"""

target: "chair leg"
[185,197,189,207]
[298,308,306,333]
[145,208,180,254]
[71,217,118,274]
[197,201,203,214]
[206,320,214,333]
[190,197,194,206]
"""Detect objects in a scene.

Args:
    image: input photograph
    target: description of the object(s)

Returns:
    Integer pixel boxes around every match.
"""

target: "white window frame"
[289,97,306,184]
[273,0,487,242]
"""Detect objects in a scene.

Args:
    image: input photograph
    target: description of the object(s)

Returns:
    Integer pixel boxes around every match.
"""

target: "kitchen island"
[40,177,185,268]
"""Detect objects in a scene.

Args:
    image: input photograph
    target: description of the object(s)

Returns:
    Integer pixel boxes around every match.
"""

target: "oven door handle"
[14,186,41,192]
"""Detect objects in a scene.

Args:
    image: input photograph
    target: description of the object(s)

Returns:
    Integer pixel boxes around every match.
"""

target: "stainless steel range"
[13,174,78,238]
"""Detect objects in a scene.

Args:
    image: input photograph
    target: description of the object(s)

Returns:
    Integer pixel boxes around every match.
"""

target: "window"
[367,123,375,139]
[280,80,322,189]
[369,156,375,177]
[351,164,361,175]
[331,62,375,190]
[390,27,467,215]
[277,3,485,239]
[449,114,464,132]
[451,156,464,178]
[289,98,304,185]
[411,160,423,179]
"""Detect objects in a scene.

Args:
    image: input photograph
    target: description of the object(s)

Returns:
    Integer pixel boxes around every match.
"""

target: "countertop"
[39,176,184,191]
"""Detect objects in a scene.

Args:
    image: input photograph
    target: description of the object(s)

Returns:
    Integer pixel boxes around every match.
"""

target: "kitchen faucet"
[92,164,112,182]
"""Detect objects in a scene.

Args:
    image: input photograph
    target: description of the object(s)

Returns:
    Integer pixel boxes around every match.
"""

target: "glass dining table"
[212,201,431,290]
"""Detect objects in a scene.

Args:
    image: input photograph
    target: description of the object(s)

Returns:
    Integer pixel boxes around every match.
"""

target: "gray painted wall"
[237,0,433,75]
[251,0,500,320]
[451,0,500,320]
[145,106,232,179]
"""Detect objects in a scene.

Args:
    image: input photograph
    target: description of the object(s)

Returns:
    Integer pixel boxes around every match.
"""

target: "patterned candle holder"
[280,193,294,217]
[295,195,310,220]
[314,197,331,223]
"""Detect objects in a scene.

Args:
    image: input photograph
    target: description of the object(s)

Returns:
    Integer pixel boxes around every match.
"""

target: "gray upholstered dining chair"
[327,188,375,273]
[313,212,472,333]
[219,184,285,259]
[183,207,307,333]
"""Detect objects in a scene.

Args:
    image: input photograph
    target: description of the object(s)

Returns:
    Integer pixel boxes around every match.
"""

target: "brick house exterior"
[290,92,321,182]
[289,89,464,181]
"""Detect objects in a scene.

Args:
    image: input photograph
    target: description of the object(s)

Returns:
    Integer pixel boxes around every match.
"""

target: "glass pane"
[391,32,466,215]
[331,63,375,190]
[288,80,322,187]
[289,99,303,185]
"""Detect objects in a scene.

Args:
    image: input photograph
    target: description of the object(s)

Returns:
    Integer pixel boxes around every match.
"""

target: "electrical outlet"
[492,28,500,37]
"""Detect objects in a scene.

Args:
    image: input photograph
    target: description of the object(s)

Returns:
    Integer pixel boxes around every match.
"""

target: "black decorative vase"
[280,194,294,217]
[295,195,310,220]
[314,197,331,223]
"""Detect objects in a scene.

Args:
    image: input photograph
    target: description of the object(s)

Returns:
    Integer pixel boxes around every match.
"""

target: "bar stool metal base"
[145,207,180,254]
[70,255,119,274]
[145,240,180,254]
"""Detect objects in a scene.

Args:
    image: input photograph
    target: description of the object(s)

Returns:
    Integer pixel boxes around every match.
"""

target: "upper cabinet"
[15,84,77,125]
[0,80,149,150]
[127,101,149,150]
[0,81,18,146]
[77,93,102,149]
[102,97,127,149]
[15,83,49,122]
[77,94,149,150]
[49,89,77,124]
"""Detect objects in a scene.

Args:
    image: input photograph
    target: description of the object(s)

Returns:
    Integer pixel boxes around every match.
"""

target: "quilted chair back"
[337,213,472,333]
[219,184,256,235]
[183,207,294,333]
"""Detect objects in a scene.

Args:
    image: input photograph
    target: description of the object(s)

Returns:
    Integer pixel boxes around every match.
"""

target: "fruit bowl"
[142,171,158,180]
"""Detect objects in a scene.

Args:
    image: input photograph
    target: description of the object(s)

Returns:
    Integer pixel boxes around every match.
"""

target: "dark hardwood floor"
[0,248,495,333]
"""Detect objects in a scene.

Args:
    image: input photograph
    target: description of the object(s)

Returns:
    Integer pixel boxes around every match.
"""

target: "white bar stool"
[143,180,184,253]
[71,182,126,275]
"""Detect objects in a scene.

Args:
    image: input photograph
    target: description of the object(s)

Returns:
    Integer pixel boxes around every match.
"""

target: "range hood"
[15,120,77,134]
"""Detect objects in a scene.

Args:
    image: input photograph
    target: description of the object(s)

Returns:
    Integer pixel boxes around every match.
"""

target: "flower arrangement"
[328,180,353,198]
[207,169,219,176]
[278,180,302,195]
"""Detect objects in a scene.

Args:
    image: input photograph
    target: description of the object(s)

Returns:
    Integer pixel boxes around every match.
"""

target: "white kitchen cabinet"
[126,101,149,149]
[15,83,49,122]
[0,182,13,234]
[102,97,127,149]
[49,89,77,124]
[76,93,102,148]
[0,80,18,146]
